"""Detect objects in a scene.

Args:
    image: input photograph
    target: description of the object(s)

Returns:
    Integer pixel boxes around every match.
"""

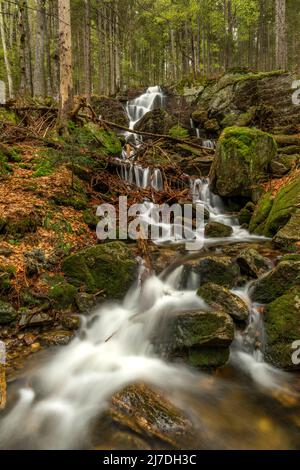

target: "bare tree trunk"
[84,0,92,98]
[275,0,287,69]
[33,0,46,96]
[0,4,13,98]
[58,0,73,128]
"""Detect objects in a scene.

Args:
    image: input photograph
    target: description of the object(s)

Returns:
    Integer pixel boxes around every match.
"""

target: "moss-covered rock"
[204,221,233,238]
[158,309,234,369]
[0,212,42,237]
[273,209,300,249]
[249,175,300,243]
[90,95,129,127]
[270,154,299,176]
[236,248,271,278]
[197,283,248,322]
[0,300,18,324]
[62,242,138,299]
[210,127,277,198]
[48,282,77,309]
[135,108,177,136]
[251,260,300,304]
[83,209,98,229]
[238,202,255,226]
[191,107,208,125]
[265,288,300,370]
[188,255,241,288]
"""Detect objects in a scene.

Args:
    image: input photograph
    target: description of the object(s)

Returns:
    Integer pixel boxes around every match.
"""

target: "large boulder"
[209,126,277,198]
[0,300,18,324]
[90,95,129,127]
[251,260,300,304]
[197,283,249,322]
[134,108,177,136]
[236,248,271,278]
[204,221,233,238]
[249,174,300,248]
[62,242,138,299]
[265,288,300,370]
[160,309,234,369]
[183,255,241,289]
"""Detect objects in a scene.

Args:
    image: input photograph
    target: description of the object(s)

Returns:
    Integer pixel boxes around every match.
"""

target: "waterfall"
[126,86,165,133]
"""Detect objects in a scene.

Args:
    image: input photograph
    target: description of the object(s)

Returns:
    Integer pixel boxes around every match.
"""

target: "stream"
[0,87,300,450]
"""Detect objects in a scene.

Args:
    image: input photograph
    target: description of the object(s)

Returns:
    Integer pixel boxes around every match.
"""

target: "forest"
[0,0,300,455]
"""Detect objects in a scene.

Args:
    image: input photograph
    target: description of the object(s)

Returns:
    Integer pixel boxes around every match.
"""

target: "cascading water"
[1,87,299,450]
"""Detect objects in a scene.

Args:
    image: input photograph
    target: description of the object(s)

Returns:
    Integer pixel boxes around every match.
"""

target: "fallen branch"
[0,366,6,410]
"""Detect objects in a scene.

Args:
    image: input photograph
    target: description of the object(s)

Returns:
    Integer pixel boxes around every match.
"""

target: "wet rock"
[162,309,234,369]
[135,108,177,136]
[210,127,277,199]
[62,242,138,299]
[197,283,249,322]
[238,202,255,226]
[40,330,74,346]
[62,314,81,331]
[75,292,96,313]
[0,300,17,324]
[90,95,129,127]
[265,288,300,370]
[251,260,300,304]
[185,255,241,288]
[205,221,233,238]
[103,384,195,449]
[236,248,271,278]
[18,312,53,327]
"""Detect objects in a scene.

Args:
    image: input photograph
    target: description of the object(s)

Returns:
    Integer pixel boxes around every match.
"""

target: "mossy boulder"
[251,260,300,304]
[270,154,299,176]
[191,107,208,125]
[238,202,255,226]
[62,242,138,299]
[209,127,277,198]
[236,248,271,278]
[0,300,18,324]
[249,175,300,246]
[204,221,233,238]
[162,309,234,369]
[135,108,177,136]
[197,283,248,322]
[273,209,300,250]
[265,288,300,370]
[184,255,241,288]
[0,211,42,237]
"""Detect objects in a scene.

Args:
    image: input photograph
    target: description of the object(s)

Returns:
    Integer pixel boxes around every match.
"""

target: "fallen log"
[0,365,6,410]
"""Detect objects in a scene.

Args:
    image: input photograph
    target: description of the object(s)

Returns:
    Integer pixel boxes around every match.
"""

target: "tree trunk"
[275,0,287,70]
[84,0,92,98]
[58,0,73,128]
[0,4,13,98]
[33,0,46,96]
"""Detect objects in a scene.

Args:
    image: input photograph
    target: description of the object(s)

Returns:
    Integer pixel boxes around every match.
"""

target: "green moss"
[83,209,98,229]
[0,107,18,124]
[62,242,138,298]
[278,145,300,155]
[186,347,230,369]
[0,265,15,293]
[281,254,300,262]
[0,153,13,176]
[249,191,273,234]
[2,213,42,237]
[210,127,277,198]
[238,201,255,226]
[204,221,233,238]
[168,125,189,139]
[194,255,241,288]
[72,123,122,155]
[48,282,77,309]
[0,300,18,324]
[197,283,248,322]
[265,288,300,370]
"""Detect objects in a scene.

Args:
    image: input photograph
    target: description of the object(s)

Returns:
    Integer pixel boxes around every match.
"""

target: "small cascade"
[126,86,165,133]
[116,159,164,191]
[202,139,216,149]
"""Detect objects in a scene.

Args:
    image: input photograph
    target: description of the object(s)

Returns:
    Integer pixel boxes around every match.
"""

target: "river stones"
[0,300,17,324]
[183,255,241,289]
[197,283,249,322]
[264,288,300,370]
[204,221,233,238]
[251,260,300,304]
[97,384,195,450]
[62,242,138,299]
[159,309,234,369]
[209,127,277,199]
[236,248,271,278]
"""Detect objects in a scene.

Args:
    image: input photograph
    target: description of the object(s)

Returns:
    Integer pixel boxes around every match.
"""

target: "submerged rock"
[209,126,277,198]
[62,242,138,299]
[204,221,233,238]
[184,255,241,288]
[0,300,17,324]
[265,288,300,370]
[251,260,300,304]
[197,283,249,322]
[236,248,271,278]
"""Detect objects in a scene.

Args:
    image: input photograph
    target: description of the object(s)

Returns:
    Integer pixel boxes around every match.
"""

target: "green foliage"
[168,125,189,139]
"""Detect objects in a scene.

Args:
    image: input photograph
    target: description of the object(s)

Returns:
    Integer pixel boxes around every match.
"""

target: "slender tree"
[275,0,287,70]
[58,0,73,128]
